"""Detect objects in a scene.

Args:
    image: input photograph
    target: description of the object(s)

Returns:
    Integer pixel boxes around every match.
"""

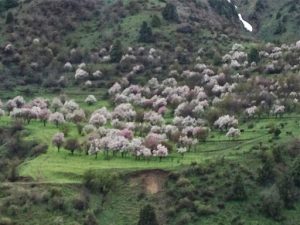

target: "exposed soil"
[129,169,169,194]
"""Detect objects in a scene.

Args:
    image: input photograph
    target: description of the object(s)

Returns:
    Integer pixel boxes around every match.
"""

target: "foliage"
[83,170,119,195]
[248,47,260,63]
[138,21,154,43]
[162,3,179,22]
[228,174,247,201]
[151,15,161,28]
[110,40,123,63]
[64,138,80,155]
[5,11,13,24]
[208,0,238,20]
[260,186,283,221]
[137,204,159,225]
[291,156,300,187]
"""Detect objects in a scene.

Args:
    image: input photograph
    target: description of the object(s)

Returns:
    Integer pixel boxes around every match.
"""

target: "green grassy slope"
[0,114,296,182]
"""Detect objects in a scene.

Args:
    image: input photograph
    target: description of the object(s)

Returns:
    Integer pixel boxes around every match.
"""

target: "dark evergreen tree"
[229,174,247,200]
[4,0,19,10]
[5,11,14,24]
[291,156,300,187]
[162,3,179,22]
[277,173,296,209]
[110,40,123,63]
[258,156,275,185]
[137,205,159,225]
[248,47,260,63]
[151,15,161,28]
[272,146,284,163]
[261,186,283,221]
[138,21,154,43]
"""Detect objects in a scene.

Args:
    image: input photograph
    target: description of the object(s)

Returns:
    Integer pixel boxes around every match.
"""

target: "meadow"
[0,108,297,183]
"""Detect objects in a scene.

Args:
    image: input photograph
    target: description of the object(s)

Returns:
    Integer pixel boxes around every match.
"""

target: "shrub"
[291,156,300,187]
[194,201,217,215]
[227,174,247,201]
[137,204,159,225]
[73,194,88,211]
[248,47,260,63]
[50,196,65,211]
[110,40,123,63]
[5,12,13,24]
[0,217,13,225]
[7,163,19,182]
[260,186,283,220]
[83,211,98,225]
[176,213,192,225]
[272,146,283,163]
[64,138,80,155]
[208,0,238,20]
[83,170,119,195]
[257,156,275,185]
[30,144,48,157]
[138,21,154,43]
[177,197,194,211]
[151,15,161,27]
[277,173,297,209]
[162,3,179,22]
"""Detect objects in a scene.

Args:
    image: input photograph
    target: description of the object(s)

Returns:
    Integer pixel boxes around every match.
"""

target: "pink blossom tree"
[153,144,168,161]
[52,132,65,152]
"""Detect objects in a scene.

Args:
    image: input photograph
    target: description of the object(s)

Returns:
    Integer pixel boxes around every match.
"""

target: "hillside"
[236,0,300,42]
[0,0,300,225]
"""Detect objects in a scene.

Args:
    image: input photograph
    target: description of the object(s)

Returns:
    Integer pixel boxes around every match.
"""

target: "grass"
[0,113,298,183]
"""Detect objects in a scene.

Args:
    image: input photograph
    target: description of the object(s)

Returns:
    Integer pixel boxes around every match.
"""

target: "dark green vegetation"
[0,0,300,224]
[237,0,300,41]
[2,124,300,224]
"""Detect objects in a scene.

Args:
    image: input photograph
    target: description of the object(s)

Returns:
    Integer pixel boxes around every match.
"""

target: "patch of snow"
[224,0,253,32]
[238,13,253,32]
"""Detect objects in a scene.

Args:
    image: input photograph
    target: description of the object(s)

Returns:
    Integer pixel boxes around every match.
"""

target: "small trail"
[1,181,80,186]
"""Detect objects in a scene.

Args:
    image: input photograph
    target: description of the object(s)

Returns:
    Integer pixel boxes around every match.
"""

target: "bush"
[137,204,159,225]
[50,196,65,211]
[73,193,89,211]
[248,47,260,63]
[257,156,275,185]
[7,163,19,182]
[194,201,217,215]
[0,217,13,225]
[64,138,80,155]
[177,197,194,211]
[5,12,13,24]
[162,3,179,22]
[83,211,98,225]
[277,173,296,209]
[227,174,247,201]
[176,213,192,225]
[151,15,161,27]
[291,156,300,187]
[261,186,283,220]
[110,40,123,63]
[30,144,48,157]
[83,170,119,195]
[208,0,238,20]
[138,21,154,43]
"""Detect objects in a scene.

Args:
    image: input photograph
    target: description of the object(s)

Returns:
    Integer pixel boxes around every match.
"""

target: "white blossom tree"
[226,127,241,139]
[214,115,238,131]
[85,95,97,105]
[48,112,65,127]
